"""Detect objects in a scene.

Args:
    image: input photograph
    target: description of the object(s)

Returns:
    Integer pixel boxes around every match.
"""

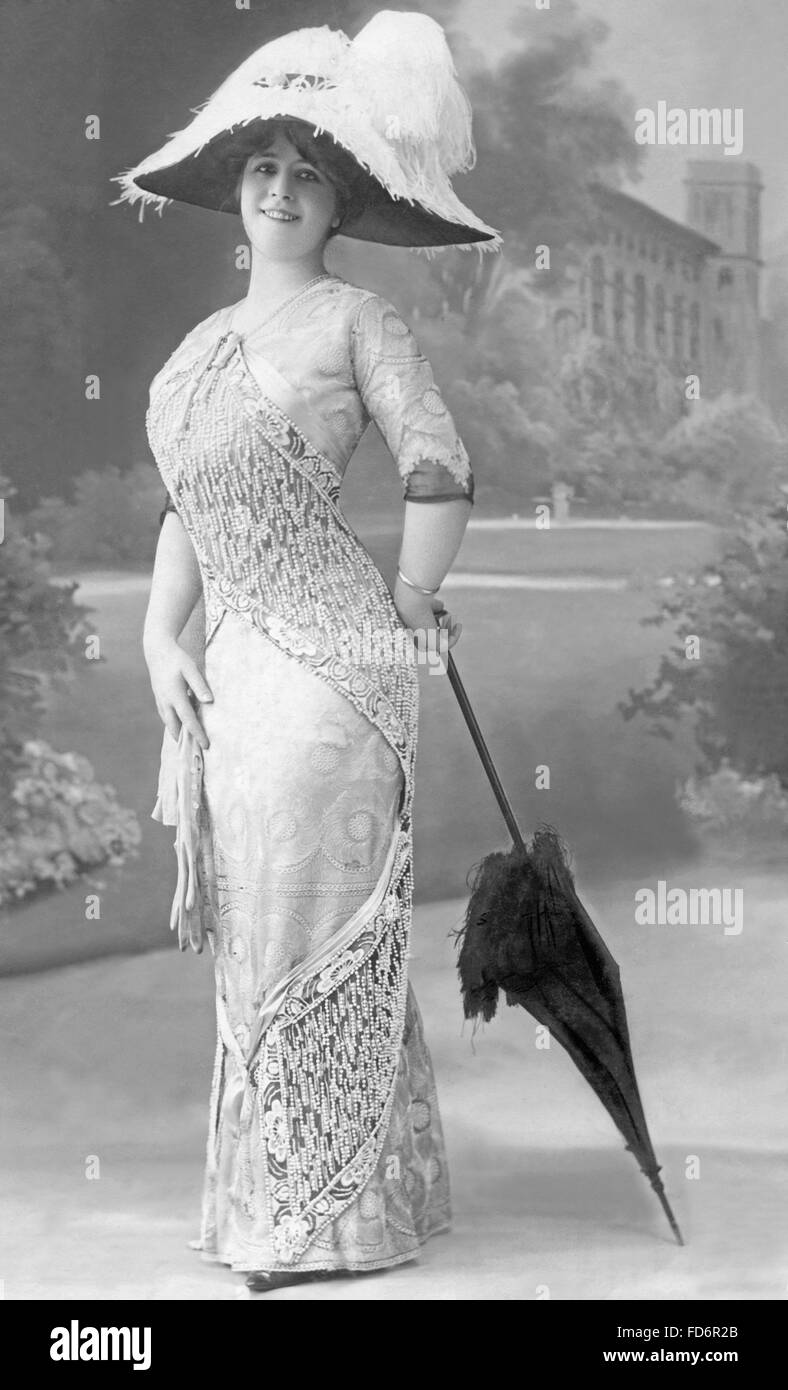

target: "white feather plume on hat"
[343,11,476,171]
[109,9,501,253]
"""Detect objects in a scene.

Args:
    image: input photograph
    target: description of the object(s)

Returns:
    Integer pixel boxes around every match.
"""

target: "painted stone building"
[560,160,763,402]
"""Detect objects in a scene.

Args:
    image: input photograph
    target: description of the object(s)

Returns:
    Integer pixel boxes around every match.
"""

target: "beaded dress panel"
[146,276,472,1271]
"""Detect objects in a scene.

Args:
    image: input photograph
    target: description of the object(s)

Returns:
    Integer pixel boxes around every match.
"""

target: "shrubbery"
[0,470,141,906]
[654,393,784,522]
[0,740,141,905]
[24,460,163,569]
[619,500,788,790]
[677,763,788,859]
[0,473,93,785]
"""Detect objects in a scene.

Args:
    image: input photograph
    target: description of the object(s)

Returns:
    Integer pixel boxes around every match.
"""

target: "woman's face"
[239,130,339,262]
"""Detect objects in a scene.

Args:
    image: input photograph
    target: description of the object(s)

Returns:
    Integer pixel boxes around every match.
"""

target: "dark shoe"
[244,1268,341,1293]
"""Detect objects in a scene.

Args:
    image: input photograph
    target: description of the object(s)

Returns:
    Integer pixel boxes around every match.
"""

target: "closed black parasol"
[446,650,684,1247]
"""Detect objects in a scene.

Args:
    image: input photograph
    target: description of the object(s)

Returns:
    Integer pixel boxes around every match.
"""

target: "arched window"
[654,284,666,352]
[590,254,606,336]
[718,266,734,289]
[688,303,701,363]
[613,270,626,344]
[746,194,758,252]
[721,193,734,238]
[633,274,646,350]
[673,295,685,362]
[554,307,578,348]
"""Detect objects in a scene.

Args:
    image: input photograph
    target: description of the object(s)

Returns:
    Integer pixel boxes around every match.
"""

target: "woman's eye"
[252,163,319,180]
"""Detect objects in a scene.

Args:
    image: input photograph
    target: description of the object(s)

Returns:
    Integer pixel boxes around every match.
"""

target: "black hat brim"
[133,124,496,249]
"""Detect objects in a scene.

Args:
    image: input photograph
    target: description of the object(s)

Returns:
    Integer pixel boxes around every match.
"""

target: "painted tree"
[426,3,643,318]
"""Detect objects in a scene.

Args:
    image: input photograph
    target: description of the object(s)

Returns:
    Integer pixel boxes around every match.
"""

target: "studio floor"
[1,862,785,1300]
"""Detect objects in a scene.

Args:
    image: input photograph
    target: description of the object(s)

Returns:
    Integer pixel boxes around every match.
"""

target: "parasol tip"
[668,1214,685,1247]
[653,1182,685,1246]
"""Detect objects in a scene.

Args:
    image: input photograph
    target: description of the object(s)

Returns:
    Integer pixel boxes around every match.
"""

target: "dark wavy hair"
[219,117,370,236]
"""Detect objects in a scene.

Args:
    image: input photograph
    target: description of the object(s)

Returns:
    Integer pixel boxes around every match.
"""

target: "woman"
[118,12,500,1292]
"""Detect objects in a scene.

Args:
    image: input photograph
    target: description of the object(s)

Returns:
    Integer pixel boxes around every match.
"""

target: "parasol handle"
[445,649,527,854]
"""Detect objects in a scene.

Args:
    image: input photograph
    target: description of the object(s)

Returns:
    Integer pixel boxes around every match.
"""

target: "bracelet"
[396,565,440,596]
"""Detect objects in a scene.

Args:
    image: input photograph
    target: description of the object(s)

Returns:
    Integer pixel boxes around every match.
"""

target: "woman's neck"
[240,253,330,318]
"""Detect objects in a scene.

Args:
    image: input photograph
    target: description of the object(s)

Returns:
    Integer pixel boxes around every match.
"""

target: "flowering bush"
[0,468,141,906]
[0,740,141,906]
[677,763,788,858]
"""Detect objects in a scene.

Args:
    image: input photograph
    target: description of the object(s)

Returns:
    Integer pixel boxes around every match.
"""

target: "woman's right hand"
[144,638,213,749]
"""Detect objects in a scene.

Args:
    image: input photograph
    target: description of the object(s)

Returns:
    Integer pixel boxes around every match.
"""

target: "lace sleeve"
[350,295,474,505]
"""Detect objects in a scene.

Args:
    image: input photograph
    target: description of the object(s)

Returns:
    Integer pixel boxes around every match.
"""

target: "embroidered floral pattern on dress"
[350,294,474,501]
[321,782,395,872]
[263,1098,289,1164]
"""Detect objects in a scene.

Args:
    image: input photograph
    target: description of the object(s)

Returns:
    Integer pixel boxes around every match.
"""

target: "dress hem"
[188,1215,451,1276]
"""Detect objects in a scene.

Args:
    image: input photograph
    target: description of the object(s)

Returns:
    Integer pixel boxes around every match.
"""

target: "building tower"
[683,160,763,395]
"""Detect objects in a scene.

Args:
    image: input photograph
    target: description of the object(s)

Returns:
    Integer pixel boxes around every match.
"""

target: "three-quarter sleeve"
[350,295,474,505]
[159,490,178,527]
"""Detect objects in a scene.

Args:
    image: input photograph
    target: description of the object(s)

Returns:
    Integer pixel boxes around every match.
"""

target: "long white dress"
[146,274,474,1273]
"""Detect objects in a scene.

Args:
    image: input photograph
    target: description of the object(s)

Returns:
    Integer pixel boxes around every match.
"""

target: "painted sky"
[457,0,788,247]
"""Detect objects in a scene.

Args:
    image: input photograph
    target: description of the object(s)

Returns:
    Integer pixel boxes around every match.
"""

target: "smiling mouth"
[263,209,299,222]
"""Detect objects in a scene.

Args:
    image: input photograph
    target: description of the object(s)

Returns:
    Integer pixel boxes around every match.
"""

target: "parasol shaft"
[446,651,527,853]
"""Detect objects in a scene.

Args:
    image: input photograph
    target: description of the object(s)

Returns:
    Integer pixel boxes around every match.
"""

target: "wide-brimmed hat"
[110,9,501,253]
